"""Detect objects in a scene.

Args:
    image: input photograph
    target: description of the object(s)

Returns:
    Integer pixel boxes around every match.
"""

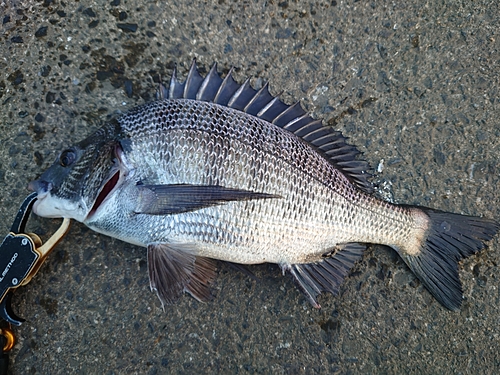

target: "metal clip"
[0,324,13,374]
[0,193,70,325]
[0,327,14,352]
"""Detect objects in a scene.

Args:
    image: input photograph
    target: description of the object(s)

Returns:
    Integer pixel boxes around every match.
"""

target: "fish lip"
[28,180,52,200]
[27,180,52,215]
[28,179,52,195]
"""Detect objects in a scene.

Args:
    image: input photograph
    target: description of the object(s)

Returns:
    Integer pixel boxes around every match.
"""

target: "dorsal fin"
[164,60,373,193]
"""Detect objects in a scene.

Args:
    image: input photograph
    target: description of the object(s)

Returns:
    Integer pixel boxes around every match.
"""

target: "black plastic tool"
[0,193,38,326]
[0,193,70,325]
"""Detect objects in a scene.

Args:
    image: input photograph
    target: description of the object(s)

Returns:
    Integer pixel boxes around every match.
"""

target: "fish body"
[88,99,413,262]
[29,61,499,309]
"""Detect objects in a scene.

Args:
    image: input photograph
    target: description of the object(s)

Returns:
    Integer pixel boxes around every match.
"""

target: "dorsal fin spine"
[183,60,204,99]
[271,101,302,125]
[213,68,238,105]
[256,96,280,118]
[293,120,323,137]
[282,113,309,130]
[183,60,197,98]
[243,82,272,113]
[196,72,211,100]
[182,59,196,98]
[227,78,251,107]
[168,66,179,98]
[196,63,221,101]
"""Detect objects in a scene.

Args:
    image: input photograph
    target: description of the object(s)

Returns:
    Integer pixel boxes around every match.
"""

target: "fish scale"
[29,60,498,309]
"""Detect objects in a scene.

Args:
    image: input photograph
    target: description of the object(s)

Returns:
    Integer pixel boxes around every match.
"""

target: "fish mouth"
[87,170,120,219]
[86,143,129,220]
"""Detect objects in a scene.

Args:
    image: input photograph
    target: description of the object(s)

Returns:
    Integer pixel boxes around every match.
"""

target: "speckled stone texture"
[0,0,499,374]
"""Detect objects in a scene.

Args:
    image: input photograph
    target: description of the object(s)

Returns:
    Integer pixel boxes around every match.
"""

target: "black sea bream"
[29,61,499,309]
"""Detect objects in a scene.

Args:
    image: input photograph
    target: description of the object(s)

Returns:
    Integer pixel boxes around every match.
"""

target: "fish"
[28,60,499,310]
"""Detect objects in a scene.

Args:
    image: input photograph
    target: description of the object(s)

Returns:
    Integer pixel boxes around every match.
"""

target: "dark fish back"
[154,60,373,194]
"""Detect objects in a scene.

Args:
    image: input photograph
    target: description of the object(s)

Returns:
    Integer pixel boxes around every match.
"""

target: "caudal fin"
[395,206,499,310]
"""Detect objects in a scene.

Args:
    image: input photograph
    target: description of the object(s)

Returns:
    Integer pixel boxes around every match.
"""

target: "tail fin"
[395,206,499,310]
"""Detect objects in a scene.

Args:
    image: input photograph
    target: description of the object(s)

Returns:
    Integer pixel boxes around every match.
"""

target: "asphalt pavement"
[0,0,499,374]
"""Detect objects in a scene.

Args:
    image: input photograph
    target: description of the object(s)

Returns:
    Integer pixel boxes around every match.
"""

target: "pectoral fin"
[135,184,278,215]
[147,243,217,306]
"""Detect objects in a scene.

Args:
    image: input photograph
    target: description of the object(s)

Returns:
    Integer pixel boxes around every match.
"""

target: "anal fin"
[147,243,217,306]
[283,243,365,308]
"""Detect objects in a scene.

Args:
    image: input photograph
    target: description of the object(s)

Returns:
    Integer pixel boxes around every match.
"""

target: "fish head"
[29,121,126,222]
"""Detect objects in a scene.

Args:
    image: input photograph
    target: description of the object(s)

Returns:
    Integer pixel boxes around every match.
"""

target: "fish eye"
[59,149,76,167]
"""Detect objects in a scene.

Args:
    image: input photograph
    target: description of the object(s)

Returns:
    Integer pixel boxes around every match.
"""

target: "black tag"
[0,234,38,301]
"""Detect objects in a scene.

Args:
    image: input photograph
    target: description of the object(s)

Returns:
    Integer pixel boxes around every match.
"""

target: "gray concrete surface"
[1,0,499,374]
